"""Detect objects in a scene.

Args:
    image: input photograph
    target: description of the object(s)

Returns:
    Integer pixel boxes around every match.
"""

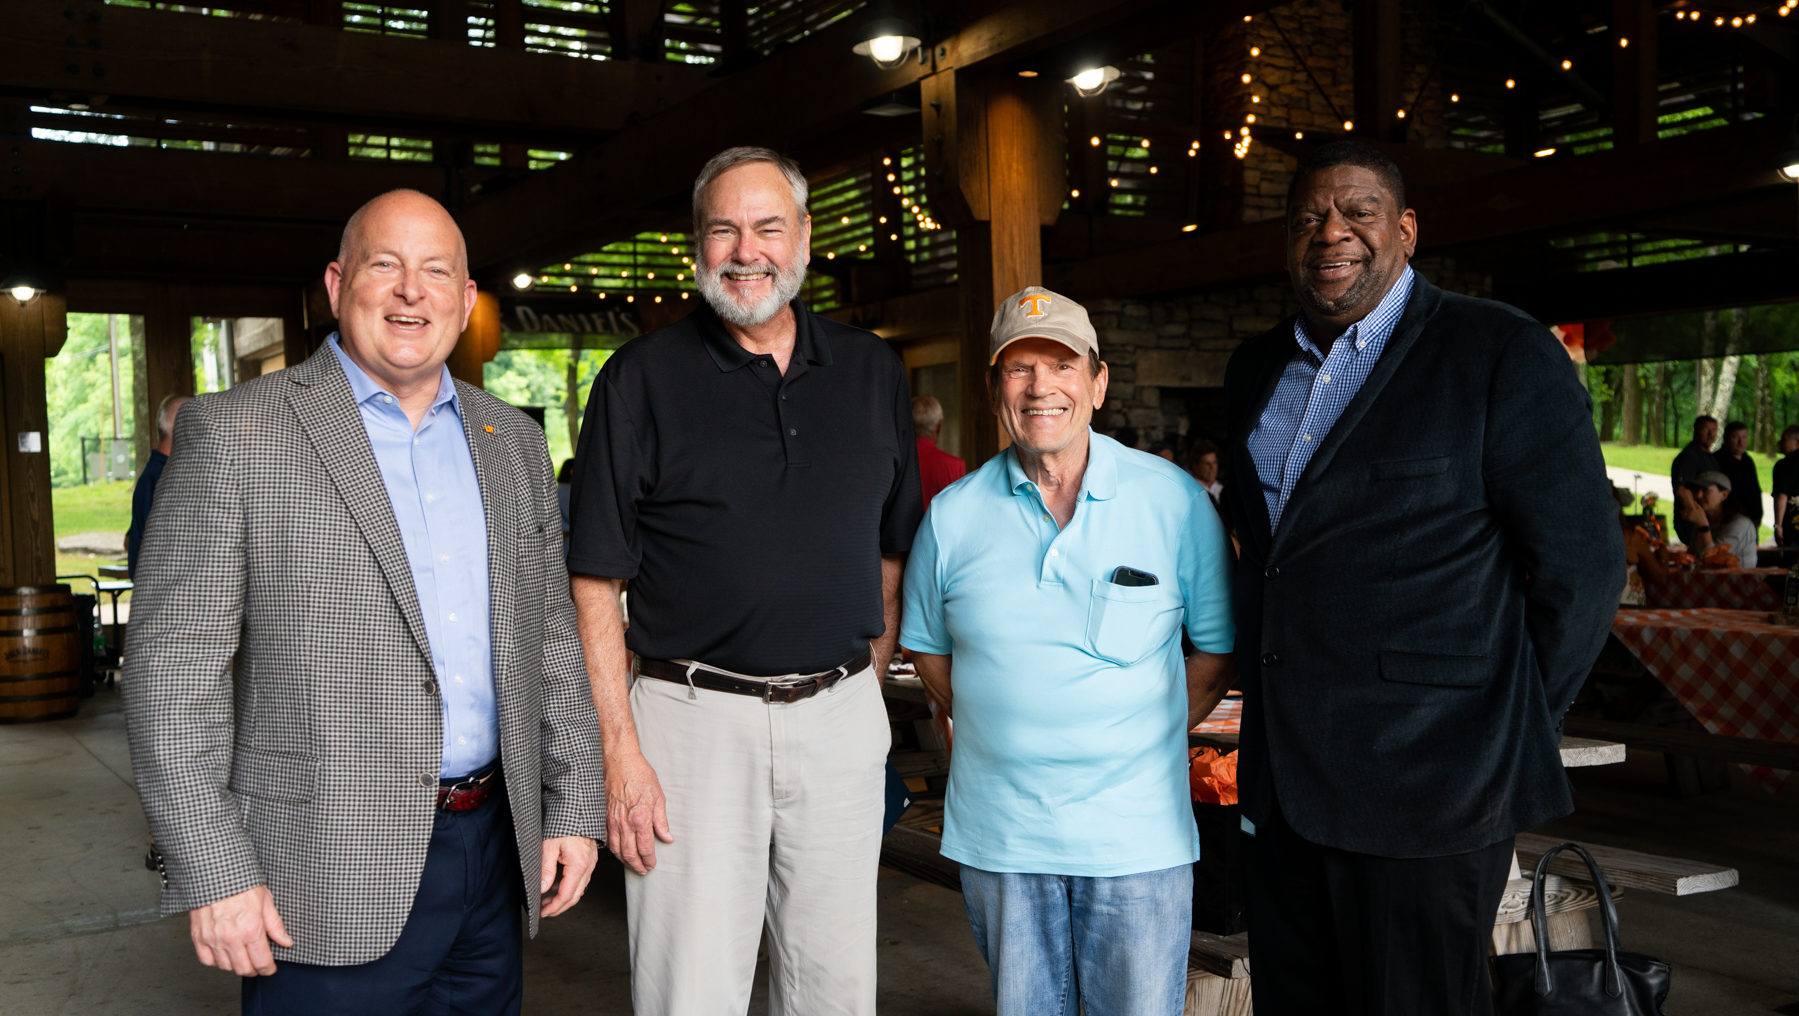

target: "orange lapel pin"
[483,424,495,433]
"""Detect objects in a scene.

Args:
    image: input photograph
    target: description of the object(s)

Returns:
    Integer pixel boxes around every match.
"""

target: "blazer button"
[1261,652,1280,667]
[418,773,434,788]
[1264,565,1280,579]
[422,679,437,695]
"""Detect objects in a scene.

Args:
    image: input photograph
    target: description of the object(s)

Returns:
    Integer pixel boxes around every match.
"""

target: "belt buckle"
[764,676,817,703]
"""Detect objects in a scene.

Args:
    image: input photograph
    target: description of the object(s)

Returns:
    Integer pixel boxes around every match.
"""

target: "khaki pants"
[625,663,890,1015]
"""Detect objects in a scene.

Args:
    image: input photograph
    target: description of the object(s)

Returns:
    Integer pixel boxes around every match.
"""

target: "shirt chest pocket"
[1085,579,1184,667]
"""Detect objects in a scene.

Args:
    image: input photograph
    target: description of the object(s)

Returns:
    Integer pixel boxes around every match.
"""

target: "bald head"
[337,189,467,274]
[325,188,478,403]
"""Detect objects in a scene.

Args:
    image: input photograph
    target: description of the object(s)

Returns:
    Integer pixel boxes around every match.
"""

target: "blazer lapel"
[457,386,517,708]
[286,348,433,664]
[1275,278,1444,545]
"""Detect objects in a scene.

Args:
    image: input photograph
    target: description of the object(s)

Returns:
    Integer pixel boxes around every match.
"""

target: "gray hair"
[691,147,809,237]
[911,395,944,435]
[157,394,190,440]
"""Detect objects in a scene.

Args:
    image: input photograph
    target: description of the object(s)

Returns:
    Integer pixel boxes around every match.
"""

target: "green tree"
[483,346,612,467]
[45,314,138,488]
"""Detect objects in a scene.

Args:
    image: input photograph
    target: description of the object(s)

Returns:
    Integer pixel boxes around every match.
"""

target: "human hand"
[189,885,293,976]
[539,836,600,916]
[605,749,673,874]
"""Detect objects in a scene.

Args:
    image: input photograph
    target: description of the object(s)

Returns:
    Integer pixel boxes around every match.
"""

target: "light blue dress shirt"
[329,335,497,777]
[1246,265,1415,532]
[900,433,1235,877]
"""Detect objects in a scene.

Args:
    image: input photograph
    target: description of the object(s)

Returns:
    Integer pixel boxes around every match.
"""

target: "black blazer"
[1223,276,1623,858]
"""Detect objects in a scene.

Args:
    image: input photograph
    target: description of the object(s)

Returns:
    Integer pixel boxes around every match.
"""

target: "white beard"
[696,257,807,327]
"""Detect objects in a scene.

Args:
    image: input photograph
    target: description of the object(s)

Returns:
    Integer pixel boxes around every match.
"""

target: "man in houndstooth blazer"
[124,190,605,1013]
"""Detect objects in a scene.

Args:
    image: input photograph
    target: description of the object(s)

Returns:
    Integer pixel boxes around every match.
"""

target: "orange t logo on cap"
[1019,293,1052,319]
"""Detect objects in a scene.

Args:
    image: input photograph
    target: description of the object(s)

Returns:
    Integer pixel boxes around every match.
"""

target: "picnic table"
[1610,607,1799,792]
[1644,566,1785,612]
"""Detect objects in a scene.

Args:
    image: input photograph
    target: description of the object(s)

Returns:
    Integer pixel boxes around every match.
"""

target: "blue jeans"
[959,863,1192,1016]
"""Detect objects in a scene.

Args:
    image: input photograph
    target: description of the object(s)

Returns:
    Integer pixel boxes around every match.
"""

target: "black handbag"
[1491,842,1672,1015]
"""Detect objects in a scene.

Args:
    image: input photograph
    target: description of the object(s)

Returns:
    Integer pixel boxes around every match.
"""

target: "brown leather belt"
[636,652,871,704]
[437,765,500,812]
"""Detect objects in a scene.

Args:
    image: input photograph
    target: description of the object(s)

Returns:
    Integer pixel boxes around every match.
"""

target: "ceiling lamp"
[1068,65,1121,97]
[852,17,921,69]
[510,272,535,291]
[3,275,42,306]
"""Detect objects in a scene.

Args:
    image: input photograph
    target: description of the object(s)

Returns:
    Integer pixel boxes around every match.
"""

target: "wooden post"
[1354,0,1404,142]
[448,291,502,388]
[1611,0,1658,148]
[0,291,65,587]
[924,70,1064,466]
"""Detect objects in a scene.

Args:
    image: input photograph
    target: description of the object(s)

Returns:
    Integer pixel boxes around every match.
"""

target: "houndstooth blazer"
[123,345,605,966]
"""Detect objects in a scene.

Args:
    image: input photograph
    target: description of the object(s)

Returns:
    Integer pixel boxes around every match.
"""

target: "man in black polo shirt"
[567,146,921,1015]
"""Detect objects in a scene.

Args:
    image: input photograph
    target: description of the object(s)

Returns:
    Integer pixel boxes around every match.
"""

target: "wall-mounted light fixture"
[1068,66,1121,97]
[1780,116,1799,182]
[852,17,922,69]
[4,277,42,306]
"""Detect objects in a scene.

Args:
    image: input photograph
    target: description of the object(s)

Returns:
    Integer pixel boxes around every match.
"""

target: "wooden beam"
[3,141,446,224]
[1047,121,1796,299]
[0,1,710,139]
[460,0,1277,276]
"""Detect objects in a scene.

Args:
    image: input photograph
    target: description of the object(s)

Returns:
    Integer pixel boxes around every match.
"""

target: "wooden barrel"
[0,585,83,723]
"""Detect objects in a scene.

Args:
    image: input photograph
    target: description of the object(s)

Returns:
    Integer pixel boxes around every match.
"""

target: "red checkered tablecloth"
[1644,567,1787,612]
[1192,694,1242,736]
[1611,608,1799,792]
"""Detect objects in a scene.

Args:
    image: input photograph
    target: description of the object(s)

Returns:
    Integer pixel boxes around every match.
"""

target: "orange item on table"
[1189,747,1239,805]
[1699,543,1740,569]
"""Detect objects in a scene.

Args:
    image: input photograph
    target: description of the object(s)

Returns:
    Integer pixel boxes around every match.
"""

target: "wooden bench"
[1191,730,1626,768]
[1514,832,1739,897]
[1562,716,1799,773]
[1186,931,1251,1016]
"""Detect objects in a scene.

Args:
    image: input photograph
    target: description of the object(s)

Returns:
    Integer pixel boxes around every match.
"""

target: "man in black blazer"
[1222,141,1622,1015]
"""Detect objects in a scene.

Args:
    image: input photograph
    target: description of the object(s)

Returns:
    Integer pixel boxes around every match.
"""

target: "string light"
[1294,131,1304,139]
[681,292,689,299]
[1505,78,1516,89]
[1451,93,1460,102]
[1342,119,1354,131]
[1148,166,1158,174]
[1182,223,1199,232]
[1070,188,1081,198]
[1090,135,1101,146]
[882,156,892,166]
[1240,73,1252,84]
[1251,94,1262,103]
[659,234,668,242]
[1249,46,1260,57]
[1561,59,1572,69]
[1396,109,1406,119]
[1141,138,1151,148]
[1618,36,1630,47]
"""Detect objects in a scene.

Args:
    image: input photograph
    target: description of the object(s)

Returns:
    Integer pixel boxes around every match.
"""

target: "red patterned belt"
[437,767,500,811]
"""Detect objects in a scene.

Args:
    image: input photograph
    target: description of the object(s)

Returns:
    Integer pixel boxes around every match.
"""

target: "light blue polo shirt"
[900,431,1234,877]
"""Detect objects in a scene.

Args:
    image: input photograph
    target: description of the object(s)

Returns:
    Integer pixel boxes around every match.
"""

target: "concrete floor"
[3,688,1794,1014]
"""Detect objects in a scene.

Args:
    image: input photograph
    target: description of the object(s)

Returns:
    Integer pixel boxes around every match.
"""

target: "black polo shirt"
[567,299,922,675]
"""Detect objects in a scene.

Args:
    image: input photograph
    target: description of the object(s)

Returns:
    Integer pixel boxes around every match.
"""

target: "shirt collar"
[1005,429,1118,503]
[328,332,458,415]
[696,298,833,372]
[1293,263,1416,360]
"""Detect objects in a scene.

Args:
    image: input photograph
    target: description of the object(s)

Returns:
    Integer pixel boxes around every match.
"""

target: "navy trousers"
[242,788,524,1016]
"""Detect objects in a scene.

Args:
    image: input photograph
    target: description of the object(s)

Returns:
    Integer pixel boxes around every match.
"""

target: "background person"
[1677,470,1757,567]
[1715,420,1762,532]
[1671,415,1720,546]
[912,393,966,511]
[125,393,189,578]
[1773,425,1799,545]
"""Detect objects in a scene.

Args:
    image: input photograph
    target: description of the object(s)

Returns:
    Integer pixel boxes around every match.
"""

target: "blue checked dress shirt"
[329,335,498,777]
[1247,266,1416,533]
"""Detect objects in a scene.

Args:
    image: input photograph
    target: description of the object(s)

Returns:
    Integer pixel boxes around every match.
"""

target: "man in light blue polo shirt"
[901,286,1235,1016]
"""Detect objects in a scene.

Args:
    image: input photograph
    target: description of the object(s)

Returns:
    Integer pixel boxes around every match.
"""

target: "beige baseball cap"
[988,286,1099,363]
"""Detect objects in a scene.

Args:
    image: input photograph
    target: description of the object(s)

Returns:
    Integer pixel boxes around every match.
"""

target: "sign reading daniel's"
[502,300,643,339]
